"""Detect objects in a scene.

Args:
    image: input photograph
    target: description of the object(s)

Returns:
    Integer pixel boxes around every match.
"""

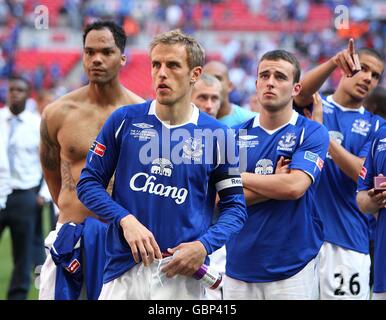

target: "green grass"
[0,205,52,300]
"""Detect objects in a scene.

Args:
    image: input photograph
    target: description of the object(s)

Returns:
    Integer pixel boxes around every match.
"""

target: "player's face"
[83,29,125,84]
[341,53,384,102]
[203,64,231,102]
[8,79,29,113]
[192,81,221,117]
[151,43,201,107]
[256,59,301,112]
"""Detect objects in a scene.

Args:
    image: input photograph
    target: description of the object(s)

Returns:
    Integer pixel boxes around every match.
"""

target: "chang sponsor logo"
[129,172,188,204]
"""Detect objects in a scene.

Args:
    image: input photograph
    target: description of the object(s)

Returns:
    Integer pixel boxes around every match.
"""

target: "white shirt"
[0,131,11,208]
[0,107,42,190]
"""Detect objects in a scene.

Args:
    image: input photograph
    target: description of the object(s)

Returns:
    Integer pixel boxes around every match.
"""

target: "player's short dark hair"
[259,50,301,83]
[83,20,127,53]
[8,75,31,91]
[150,29,205,70]
[358,47,384,65]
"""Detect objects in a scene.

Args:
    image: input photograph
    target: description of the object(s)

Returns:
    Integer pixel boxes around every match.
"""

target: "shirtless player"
[38,20,143,299]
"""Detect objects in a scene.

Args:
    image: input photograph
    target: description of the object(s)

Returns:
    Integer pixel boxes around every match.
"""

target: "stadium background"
[0,0,385,300]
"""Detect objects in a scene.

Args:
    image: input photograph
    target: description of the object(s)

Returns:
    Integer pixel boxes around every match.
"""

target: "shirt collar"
[5,107,29,122]
[252,109,299,131]
[148,100,199,128]
[326,95,365,114]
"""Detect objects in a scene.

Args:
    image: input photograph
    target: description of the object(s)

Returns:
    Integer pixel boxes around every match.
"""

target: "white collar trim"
[326,95,365,114]
[252,110,299,134]
[148,100,199,128]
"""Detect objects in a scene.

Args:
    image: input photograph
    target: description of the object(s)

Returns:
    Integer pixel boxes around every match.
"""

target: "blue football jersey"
[358,126,386,293]
[226,111,329,282]
[316,95,384,254]
[77,101,247,283]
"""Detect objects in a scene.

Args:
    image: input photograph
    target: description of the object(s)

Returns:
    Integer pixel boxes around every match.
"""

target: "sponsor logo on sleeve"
[304,151,318,162]
[305,151,324,171]
[66,259,80,274]
[90,141,106,157]
[316,157,324,171]
[359,166,367,179]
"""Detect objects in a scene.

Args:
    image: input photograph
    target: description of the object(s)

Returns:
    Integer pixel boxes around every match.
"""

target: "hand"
[368,174,386,209]
[36,195,45,207]
[215,193,220,208]
[367,188,386,209]
[312,92,323,124]
[161,241,207,278]
[275,156,291,174]
[332,38,361,77]
[120,214,162,266]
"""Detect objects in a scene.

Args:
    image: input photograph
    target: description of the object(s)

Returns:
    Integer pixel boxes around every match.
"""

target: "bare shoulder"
[43,87,88,123]
[41,87,89,139]
[123,87,145,105]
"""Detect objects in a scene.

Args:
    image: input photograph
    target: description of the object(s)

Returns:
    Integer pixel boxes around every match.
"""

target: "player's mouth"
[263,91,276,97]
[90,68,106,73]
[356,84,369,94]
[157,83,171,93]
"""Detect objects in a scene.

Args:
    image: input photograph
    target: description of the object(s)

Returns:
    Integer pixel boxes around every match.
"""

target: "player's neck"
[216,100,231,119]
[332,90,363,109]
[259,104,294,130]
[156,95,194,126]
[88,80,125,107]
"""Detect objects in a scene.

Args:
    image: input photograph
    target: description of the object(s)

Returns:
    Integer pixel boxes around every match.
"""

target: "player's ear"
[292,82,302,97]
[191,66,202,84]
[121,54,126,67]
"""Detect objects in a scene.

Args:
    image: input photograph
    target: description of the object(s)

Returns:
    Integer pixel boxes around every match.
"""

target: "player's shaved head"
[203,61,230,81]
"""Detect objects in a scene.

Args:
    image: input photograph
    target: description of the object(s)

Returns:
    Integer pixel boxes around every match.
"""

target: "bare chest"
[58,111,111,162]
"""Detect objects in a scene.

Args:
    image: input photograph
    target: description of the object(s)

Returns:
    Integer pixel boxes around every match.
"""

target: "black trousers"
[0,188,39,300]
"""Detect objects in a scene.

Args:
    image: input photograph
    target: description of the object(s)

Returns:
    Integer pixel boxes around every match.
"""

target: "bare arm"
[242,169,311,201]
[243,188,269,206]
[328,140,365,182]
[39,111,61,205]
[295,38,359,107]
[357,189,386,214]
[306,93,363,182]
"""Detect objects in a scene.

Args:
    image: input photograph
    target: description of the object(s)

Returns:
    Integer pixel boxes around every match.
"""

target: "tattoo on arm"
[40,118,60,170]
[61,160,76,191]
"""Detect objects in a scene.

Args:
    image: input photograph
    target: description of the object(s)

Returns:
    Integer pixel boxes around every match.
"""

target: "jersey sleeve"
[357,137,376,191]
[358,116,384,158]
[290,123,329,183]
[197,128,247,255]
[77,108,129,227]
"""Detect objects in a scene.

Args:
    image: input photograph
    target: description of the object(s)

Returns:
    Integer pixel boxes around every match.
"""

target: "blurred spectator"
[364,86,386,119]
[191,73,222,118]
[0,75,43,300]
